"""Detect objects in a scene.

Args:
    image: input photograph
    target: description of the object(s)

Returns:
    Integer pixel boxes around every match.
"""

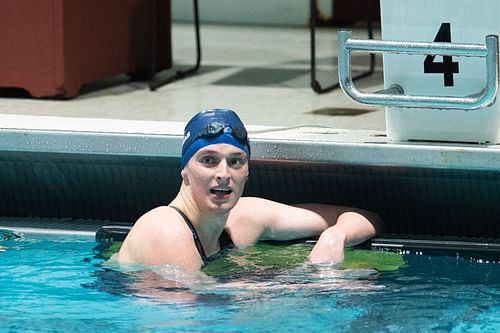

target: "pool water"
[2,231,500,333]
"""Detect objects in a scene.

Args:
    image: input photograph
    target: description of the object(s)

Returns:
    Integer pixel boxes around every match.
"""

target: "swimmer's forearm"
[308,212,379,264]
[308,227,346,264]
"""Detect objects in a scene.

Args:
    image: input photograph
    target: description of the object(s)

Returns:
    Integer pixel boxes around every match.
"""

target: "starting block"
[339,0,500,143]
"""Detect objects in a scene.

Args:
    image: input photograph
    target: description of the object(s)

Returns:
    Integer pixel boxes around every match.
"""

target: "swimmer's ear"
[181,168,190,185]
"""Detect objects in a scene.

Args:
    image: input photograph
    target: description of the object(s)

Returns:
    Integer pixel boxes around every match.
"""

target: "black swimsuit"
[170,206,234,265]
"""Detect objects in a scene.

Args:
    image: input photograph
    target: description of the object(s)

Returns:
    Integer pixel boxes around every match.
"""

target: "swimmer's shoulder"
[127,206,186,237]
[116,206,198,267]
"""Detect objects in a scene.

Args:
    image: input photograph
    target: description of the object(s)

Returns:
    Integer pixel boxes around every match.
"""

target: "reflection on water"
[95,242,385,305]
[4,231,500,332]
[0,229,21,252]
[92,261,382,306]
[88,242,500,332]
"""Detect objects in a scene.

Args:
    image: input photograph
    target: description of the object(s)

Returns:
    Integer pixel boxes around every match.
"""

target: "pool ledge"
[1,114,499,171]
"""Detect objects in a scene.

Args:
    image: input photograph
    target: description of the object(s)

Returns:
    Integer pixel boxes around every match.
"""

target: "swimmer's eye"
[197,153,247,168]
[228,156,246,168]
[200,155,218,165]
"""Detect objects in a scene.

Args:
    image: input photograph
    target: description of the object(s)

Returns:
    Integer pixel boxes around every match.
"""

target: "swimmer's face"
[181,143,249,213]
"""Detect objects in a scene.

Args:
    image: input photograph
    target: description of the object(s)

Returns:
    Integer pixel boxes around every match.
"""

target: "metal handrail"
[338,31,499,110]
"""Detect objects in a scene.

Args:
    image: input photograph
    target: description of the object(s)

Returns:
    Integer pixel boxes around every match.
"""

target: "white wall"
[171,0,333,27]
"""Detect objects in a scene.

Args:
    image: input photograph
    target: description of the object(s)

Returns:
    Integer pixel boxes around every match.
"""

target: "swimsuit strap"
[170,206,208,262]
[169,206,234,264]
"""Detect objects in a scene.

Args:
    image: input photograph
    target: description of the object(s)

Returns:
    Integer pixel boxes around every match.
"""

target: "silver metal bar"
[345,38,489,57]
[338,31,499,110]
[375,84,404,95]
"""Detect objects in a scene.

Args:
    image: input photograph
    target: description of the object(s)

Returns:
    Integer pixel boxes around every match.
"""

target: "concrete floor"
[0,23,385,131]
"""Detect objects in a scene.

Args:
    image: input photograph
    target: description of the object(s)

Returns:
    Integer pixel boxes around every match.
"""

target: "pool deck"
[0,24,385,130]
[1,23,498,167]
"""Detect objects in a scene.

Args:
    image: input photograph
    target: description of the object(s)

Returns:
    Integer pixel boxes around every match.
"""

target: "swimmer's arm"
[232,198,382,263]
[233,198,379,240]
[294,203,382,244]
[292,203,382,264]
[306,210,381,264]
[256,200,380,240]
[229,197,331,243]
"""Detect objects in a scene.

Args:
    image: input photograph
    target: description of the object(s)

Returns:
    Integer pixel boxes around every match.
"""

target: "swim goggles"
[183,122,248,151]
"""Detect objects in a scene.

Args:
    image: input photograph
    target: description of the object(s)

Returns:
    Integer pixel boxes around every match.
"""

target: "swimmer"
[115,109,382,271]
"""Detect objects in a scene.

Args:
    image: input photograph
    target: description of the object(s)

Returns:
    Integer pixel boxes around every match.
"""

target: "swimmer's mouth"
[210,188,232,195]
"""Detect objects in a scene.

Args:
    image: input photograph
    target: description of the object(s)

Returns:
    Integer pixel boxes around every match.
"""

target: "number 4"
[424,23,459,86]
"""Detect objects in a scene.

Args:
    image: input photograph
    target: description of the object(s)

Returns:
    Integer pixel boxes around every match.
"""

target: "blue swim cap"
[181,109,251,168]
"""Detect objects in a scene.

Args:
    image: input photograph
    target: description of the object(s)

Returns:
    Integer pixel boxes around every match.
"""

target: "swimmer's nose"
[215,159,230,182]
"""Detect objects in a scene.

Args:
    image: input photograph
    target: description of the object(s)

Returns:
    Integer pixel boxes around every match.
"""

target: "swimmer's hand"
[0,245,6,252]
[308,227,346,264]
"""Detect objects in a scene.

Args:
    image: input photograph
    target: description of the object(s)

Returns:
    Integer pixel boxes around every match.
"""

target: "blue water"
[1,232,500,333]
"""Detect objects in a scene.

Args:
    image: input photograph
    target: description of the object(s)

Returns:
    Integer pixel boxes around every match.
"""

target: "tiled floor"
[0,23,386,131]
